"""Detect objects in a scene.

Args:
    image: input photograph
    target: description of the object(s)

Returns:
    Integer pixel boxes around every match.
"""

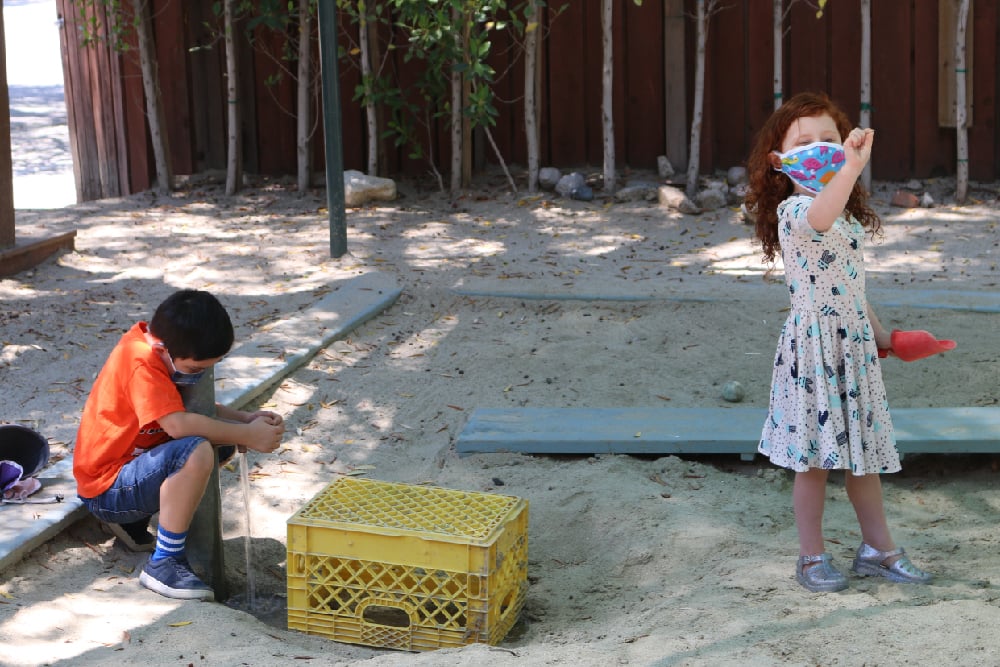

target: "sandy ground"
[2,171,1000,666]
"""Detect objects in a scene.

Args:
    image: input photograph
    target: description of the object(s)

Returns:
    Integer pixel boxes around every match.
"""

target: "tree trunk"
[296,0,312,192]
[135,0,172,194]
[955,0,970,204]
[686,1,710,198]
[601,0,615,194]
[224,0,242,195]
[859,0,872,191]
[773,0,782,110]
[524,2,540,193]
[359,6,377,176]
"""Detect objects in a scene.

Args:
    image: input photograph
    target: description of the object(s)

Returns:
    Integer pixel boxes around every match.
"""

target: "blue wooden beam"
[456,407,1000,457]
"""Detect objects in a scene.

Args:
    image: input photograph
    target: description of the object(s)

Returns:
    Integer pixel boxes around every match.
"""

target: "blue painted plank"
[456,407,1000,455]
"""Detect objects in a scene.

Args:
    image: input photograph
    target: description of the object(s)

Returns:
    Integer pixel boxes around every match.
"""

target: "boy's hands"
[245,410,283,427]
[242,416,285,453]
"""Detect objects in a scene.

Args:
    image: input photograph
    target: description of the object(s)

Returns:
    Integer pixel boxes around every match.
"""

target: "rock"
[657,185,700,215]
[920,192,936,208]
[555,172,586,198]
[615,181,660,202]
[703,178,728,194]
[905,179,922,190]
[538,167,562,190]
[890,190,921,209]
[726,166,747,186]
[722,381,745,403]
[695,187,727,211]
[343,170,396,206]
[657,155,675,179]
[728,182,748,206]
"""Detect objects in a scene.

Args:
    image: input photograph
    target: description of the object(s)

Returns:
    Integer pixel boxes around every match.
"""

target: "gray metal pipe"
[179,367,228,602]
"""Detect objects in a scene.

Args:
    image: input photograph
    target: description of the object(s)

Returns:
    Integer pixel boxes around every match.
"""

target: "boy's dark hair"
[149,290,234,360]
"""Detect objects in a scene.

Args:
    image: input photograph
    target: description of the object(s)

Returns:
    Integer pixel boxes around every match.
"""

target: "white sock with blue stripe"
[151,525,187,562]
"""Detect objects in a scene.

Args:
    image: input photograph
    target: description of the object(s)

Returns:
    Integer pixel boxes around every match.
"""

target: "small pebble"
[722,380,745,403]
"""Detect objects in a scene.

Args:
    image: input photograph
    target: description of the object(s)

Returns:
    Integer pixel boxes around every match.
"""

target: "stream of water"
[239,451,257,611]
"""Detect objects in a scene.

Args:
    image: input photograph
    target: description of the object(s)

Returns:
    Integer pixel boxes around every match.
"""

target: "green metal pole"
[180,368,228,602]
[317,0,347,258]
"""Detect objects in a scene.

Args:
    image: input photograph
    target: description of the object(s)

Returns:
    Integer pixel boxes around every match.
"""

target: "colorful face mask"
[773,141,845,193]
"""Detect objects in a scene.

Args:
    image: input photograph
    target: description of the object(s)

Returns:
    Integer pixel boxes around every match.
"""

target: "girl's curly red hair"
[745,92,881,263]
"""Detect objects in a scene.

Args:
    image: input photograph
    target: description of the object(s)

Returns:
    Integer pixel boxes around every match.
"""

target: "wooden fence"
[55,0,1000,199]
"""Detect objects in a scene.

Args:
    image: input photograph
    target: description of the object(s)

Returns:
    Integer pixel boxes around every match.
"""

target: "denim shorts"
[80,436,207,524]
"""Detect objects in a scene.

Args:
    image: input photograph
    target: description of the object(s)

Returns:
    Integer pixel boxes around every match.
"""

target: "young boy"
[74,289,284,601]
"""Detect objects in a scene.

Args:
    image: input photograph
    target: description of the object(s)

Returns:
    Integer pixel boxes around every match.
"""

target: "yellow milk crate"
[286,476,529,651]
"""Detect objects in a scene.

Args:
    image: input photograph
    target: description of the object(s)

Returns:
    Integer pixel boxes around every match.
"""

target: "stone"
[726,166,747,186]
[921,192,936,208]
[703,178,728,194]
[695,187,727,211]
[722,381,745,403]
[905,179,922,190]
[657,185,700,215]
[728,182,748,206]
[615,181,660,202]
[657,155,675,179]
[555,172,587,198]
[343,170,396,206]
[538,167,562,190]
[890,190,921,209]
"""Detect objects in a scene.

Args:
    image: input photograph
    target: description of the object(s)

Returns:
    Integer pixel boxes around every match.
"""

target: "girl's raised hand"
[843,127,875,170]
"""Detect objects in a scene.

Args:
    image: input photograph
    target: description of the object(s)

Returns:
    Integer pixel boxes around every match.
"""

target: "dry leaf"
[168,621,193,627]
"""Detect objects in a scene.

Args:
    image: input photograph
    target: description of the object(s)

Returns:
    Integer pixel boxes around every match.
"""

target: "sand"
[2,172,1000,666]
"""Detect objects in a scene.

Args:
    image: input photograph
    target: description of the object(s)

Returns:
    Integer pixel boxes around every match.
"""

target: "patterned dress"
[758,195,900,475]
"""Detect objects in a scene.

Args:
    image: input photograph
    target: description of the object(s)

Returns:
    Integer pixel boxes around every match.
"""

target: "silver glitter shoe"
[796,553,849,592]
[851,542,933,584]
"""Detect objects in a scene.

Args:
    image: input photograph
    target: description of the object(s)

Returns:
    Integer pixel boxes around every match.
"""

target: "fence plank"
[709,3,745,171]
[914,1,945,178]
[187,2,227,174]
[545,2,587,166]
[746,0,773,143]
[828,0,860,118]
[252,26,298,176]
[623,1,664,169]
[970,0,997,180]
[871,2,914,180]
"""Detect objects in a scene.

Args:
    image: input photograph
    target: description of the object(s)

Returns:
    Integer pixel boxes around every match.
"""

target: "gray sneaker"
[139,556,214,601]
[796,553,848,592]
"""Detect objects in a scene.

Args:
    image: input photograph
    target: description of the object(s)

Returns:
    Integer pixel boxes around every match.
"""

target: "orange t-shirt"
[74,322,186,498]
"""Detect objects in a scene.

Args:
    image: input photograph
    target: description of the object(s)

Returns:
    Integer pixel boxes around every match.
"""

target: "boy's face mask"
[168,364,207,387]
[772,141,845,194]
[151,341,207,386]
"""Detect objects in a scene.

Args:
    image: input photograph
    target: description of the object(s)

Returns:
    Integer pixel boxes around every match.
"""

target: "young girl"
[746,92,941,593]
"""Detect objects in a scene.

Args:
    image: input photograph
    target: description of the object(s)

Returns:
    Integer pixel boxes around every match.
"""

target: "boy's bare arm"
[158,411,283,453]
[216,403,284,427]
